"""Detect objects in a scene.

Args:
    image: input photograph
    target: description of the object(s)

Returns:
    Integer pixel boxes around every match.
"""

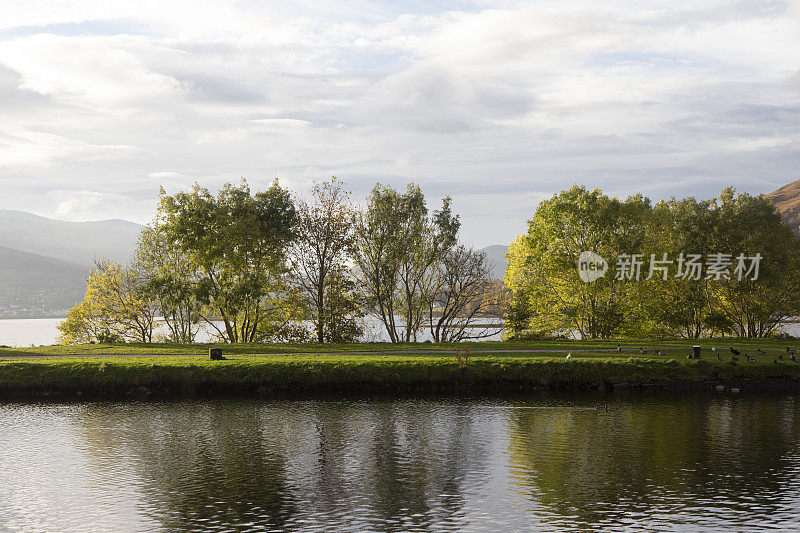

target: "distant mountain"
[0,246,88,317]
[0,210,142,317]
[480,244,509,280]
[766,179,800,234]
[0,210,142,266]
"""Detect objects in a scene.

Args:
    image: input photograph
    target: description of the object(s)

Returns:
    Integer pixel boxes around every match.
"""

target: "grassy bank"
[3,340,800,398]
[4,337,800,357]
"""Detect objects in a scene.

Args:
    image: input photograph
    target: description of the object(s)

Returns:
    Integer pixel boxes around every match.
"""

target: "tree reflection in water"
[78,399,492,532]
[70,395,800,531]
[79,401,297,531]
[505,395,800,529]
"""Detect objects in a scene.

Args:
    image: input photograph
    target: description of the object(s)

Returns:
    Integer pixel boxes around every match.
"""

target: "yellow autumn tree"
[58,260,157,344]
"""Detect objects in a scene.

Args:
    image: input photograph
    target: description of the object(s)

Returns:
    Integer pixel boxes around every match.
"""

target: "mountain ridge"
[0,245,88,317]
[0,209,142,266]
[480,244,509,280]
[766,178,800,234]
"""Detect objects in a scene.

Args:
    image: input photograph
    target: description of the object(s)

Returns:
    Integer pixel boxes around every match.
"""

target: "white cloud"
[0,34,185,105]
[147,171,188,179]
[48,189,152,222]
[0,129,136,168]
[0,1,798,246]
[53,190,104,217]
[251,118,312,127]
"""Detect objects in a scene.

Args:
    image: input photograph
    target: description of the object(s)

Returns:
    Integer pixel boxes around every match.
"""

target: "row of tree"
[506,185,800,339]
[58,178,504,344]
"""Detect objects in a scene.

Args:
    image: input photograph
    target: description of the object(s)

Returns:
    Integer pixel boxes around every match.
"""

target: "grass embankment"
[2,339,800,398]
[4,337,799,356]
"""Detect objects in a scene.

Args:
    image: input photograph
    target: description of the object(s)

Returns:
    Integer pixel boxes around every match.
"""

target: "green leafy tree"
[707,188,800,337]
[291,177,357,343]
[251,285,313,343]
[59,260,157,344]
[506,186,650,339]
[320,267,364,343]
[135,225,202,343]
[505,185,800,339]
[629,197,715,338]
[156,180,297,343]
[504,235,539,339]
[353,184,459,342]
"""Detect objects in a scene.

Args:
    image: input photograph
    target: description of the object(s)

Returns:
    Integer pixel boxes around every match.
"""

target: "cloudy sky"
[0,1,798,247]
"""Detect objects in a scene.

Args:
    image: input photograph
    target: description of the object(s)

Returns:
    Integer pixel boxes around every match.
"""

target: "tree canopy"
[156,179,297,343]
[60,179,800,345]
[506,185,800,339]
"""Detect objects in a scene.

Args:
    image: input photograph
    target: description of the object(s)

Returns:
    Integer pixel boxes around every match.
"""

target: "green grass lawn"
[3,337,800,357]
[2,339,800,397]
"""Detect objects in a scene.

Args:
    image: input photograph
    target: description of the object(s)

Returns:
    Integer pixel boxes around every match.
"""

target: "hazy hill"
[0,210,141,317]
[0,210,142,267]
[0,246,88,317]
[480,244,509,280]
[766,179,800,234]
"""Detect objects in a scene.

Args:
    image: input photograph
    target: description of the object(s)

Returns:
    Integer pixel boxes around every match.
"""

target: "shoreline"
[3,352,800,400]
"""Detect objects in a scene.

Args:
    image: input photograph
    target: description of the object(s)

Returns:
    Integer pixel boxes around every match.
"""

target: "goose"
[745,354,756,362]
[778,354,784,360]
[730,347,741,356]
[617,344,622,352]
[787,347,796,356]
[566,353,572,359]
[639,348,647,354]
[731,355,739,362]
[774,358,781,365]
[791,354,797,362]
[757,349,766,355]
[717,353,724,361]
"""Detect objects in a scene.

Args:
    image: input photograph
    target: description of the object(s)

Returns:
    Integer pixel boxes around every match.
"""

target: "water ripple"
[0,395,799,531]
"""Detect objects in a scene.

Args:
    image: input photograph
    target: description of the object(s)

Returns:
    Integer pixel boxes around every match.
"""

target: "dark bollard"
[209,348,224,360]
[692,345,701,358]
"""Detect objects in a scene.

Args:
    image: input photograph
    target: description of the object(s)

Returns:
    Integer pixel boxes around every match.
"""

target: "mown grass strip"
[4,338,800,358]
[2,352,800,397]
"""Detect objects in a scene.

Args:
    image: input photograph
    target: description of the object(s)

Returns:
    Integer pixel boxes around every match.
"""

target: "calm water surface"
[1,394,799,532]
[0,319,224,347]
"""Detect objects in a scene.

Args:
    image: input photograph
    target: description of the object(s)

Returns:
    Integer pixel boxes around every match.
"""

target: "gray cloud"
[0,1,798,247]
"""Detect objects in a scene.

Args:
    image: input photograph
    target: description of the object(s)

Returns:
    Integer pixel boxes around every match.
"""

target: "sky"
[0,0,798,248]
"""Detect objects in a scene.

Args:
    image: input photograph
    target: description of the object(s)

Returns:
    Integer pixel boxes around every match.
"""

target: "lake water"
[0,318,71,346]
[0,317,504,346]
[1,394,799,532]
[0,318,223,347]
